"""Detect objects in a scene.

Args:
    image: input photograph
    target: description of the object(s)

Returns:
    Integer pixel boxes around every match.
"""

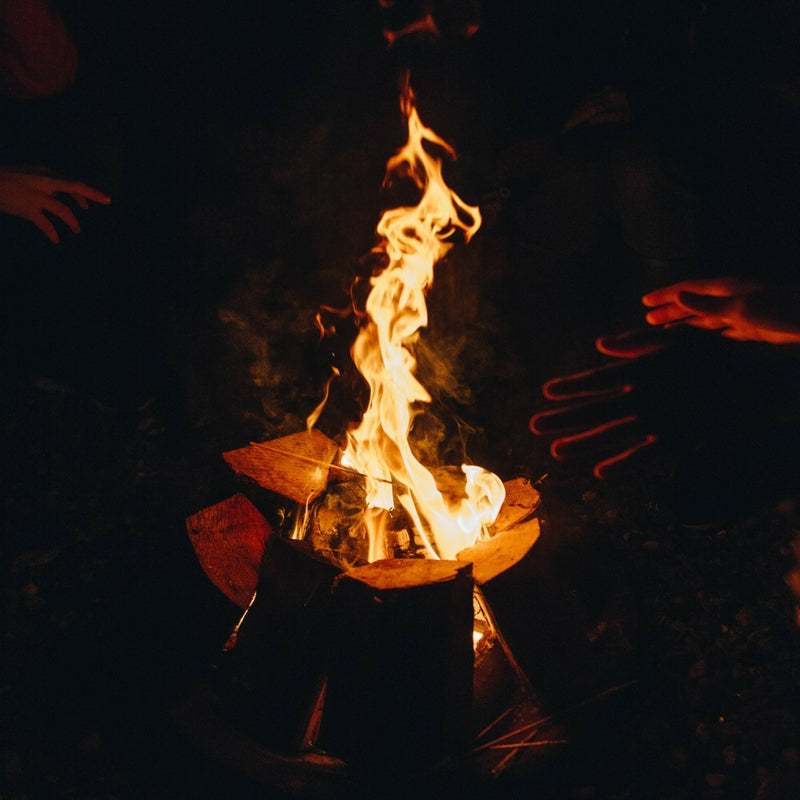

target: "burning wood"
[458,517,540,585]
[491,477,541,533]
[223,429,340,504]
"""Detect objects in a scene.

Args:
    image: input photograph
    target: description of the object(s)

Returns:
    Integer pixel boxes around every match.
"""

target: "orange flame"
[344,80,505,561]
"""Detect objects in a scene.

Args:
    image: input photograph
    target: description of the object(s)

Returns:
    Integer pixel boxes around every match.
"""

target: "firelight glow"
[343,80,505,562]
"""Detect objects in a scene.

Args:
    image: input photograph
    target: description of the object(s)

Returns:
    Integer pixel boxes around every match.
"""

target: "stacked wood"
[321,559,475,773]
[219,535,342,752]
[189,448,548,765]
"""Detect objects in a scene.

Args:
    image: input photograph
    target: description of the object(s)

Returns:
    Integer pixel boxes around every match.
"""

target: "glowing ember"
[343,79,505,562]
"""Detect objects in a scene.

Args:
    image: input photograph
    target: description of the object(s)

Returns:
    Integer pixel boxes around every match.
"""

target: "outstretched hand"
[529,326,681,479]
[0,170,111,243]
[643,277,800,344]
[531,277,800,481]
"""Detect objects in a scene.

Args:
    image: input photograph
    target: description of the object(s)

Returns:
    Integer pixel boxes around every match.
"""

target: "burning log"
[219,535,342,753]
[185,493,271,609]
[460,517,541,586]
[321,559,474,773]
[491,477,541,533]
[223,429,341,504]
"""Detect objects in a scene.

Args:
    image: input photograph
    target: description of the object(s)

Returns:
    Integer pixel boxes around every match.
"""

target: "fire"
[343,79,505,562]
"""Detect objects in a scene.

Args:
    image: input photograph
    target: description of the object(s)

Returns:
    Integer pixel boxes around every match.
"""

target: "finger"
[550,415,641,460]
[542,360,635,400]
[643,276,757,308]
[30,212,60,243]
[719,326,749,341]
[41,196,80,233]
[675,290,735,317]
[644,302,688,325]
[593,433,659,479]
[596,327,671,358]
[32,175,111,205]
[70,193,90,210]
[530,391,632,435]
[67,181,111,205]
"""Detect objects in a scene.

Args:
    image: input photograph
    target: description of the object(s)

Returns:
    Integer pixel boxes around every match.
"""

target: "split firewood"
[219,535,342,753]
[223,429,341,504]
[322,559,474,772]
[185,493,272,609]
[457,517,541,586]
[492,477,541,533]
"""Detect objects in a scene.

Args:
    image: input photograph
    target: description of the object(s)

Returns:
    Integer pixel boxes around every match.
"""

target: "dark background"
[2,2,800,798]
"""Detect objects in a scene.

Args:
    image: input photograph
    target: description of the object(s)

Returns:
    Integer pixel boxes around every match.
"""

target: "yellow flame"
[344,81,505,561]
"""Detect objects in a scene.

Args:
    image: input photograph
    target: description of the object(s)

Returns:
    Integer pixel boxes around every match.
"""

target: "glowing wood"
[491,478,541,533]
[185,493,271,609]
[458,518,541,586]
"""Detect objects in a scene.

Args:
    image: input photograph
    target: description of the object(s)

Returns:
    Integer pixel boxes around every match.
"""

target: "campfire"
[177,78,575,793]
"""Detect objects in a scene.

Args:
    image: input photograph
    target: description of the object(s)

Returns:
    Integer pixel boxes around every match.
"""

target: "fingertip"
[542,379,563,400]
[549,440,568,461]
[593,434,658,479]
[644,310,660,325]
[595,335,626,356]
[530,411,557,435]
[594,335,609,351]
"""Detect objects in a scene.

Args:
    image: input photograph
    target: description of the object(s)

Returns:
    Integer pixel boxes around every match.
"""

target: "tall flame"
[344,81,505,562]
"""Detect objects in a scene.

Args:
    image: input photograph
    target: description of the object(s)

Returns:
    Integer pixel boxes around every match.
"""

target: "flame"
[344,80,505,561]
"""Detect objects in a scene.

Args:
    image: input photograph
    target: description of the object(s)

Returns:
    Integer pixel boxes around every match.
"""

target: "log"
[218,535,342,752]
[491,477,541,533]
[185,493,271,609]
[457,517,541,586]
[223,429,340,504]
[321,559,475,773]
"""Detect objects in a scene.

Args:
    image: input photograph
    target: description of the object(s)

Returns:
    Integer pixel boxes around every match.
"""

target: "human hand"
[529,326,679,479]
[528,323,776,480]
[0,170,111,243]
[643,277,800,345]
